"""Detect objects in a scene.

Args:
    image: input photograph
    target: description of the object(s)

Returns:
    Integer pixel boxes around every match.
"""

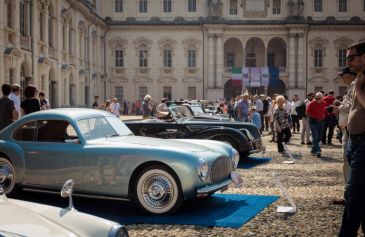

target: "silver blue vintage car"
[0,109,241,215]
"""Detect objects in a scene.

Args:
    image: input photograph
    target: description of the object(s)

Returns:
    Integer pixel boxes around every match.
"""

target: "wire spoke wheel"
[136,166,182,214]
[0,158,16,195]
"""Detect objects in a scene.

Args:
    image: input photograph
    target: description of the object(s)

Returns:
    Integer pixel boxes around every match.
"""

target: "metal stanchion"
[272,172,297,214]
[282,142,296,164]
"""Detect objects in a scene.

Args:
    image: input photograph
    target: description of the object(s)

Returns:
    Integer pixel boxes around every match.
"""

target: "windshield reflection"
[77,116,133,140]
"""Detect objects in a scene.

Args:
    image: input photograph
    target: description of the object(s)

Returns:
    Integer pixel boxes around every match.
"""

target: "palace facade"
[1,0,365,107]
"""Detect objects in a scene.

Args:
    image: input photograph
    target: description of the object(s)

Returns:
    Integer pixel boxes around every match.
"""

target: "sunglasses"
[346,54,362,62]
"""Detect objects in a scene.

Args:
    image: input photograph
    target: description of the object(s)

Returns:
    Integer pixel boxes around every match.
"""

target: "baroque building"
[1,0,365,107]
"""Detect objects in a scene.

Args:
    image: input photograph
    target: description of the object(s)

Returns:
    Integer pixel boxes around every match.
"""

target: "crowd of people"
[0,83,50,130]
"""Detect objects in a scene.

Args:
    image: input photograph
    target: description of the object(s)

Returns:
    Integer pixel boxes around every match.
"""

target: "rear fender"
[185,127,248,151]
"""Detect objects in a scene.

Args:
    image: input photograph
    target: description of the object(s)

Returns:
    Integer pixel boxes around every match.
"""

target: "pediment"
[158,38,177,48]
[309,37,329,46]
[109,37,128,49]
[182,38,201,49]
[334,37,354,48]
[133,37,153,47]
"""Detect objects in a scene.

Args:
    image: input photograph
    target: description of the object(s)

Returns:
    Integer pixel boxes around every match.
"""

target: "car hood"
[0,202,75,237]
[88,135,211,152]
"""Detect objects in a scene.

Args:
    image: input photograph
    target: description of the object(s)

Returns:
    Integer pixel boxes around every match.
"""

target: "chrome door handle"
[28,151,39,155]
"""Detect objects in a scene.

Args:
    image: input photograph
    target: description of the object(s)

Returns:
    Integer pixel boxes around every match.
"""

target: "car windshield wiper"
[106,134,120,138]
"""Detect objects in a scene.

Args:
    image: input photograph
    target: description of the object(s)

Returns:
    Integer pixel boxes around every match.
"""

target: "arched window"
[338,47,347,68]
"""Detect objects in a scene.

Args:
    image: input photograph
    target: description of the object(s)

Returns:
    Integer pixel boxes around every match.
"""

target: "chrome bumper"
[196,179,232,197]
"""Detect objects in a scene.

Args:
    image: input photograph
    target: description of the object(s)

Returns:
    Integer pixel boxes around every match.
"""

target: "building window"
[188,87,196,100]
[338,48,347,68]
[6,0,12,28]
[115,86,124,101]
[229,0,238,15]
[313,0,323,12]
[188,49,196,68]
[272,0,281,14]
[163,48,172,68]
[115,0,123,12]
[20,0,25,35]
[163,86,172,100]
[40,13,44,41]
[163,0,172,12]
[339,0,347,12]
[314,86,323,92]
[115,50,124,67]
[314,48,323,67]
[188,0,196,12]
[364,0,365,11]
[139,86,148,101]
[139,0,148,13]
[139,49,148,67]
[339,86,347,96]
[227,53,235,67]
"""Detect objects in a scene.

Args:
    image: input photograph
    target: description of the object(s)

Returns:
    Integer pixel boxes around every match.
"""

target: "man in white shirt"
[9,84,21,119]
[110,98,120,117]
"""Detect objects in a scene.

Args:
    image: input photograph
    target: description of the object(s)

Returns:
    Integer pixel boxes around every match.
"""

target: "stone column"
[14,0,20,48]
[288,33,296,88]
[297,33,305,89]
[216,34,224,88]
[207,35,214,88]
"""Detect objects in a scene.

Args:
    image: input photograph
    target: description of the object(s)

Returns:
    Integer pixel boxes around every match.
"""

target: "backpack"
[295,102,306,119]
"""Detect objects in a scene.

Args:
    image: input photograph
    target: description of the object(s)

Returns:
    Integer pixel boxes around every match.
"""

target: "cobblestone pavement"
[126,130,345,237]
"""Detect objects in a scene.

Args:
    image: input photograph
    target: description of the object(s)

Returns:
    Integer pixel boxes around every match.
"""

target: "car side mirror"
[61,179,76,211]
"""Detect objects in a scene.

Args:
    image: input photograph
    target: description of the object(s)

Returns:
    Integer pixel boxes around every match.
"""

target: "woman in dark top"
[21,85,40,115]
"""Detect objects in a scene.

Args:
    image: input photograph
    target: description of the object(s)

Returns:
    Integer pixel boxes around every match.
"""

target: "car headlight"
[109,226,129,237]
[232,150,240,169]
[197,159,209,180]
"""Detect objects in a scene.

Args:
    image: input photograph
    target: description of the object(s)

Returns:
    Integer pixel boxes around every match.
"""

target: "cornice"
[109,25,202,31]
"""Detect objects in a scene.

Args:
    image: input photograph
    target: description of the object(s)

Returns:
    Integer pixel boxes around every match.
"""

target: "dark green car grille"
[210,157,231,183]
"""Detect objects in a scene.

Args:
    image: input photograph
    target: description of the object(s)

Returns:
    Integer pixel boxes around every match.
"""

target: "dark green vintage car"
[0,109,241,215]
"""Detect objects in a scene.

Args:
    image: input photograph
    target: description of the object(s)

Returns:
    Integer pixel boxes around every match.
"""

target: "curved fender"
[0,140,26,183]
[185,126,249,151]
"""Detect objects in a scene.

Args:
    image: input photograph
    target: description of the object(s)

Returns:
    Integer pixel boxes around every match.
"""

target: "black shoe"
[306,142,312,145]
[301,142,305,145]
[332,199,345,205]
[317,152,321,158]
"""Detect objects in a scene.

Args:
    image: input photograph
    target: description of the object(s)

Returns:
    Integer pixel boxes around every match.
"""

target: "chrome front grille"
[210,157,231,183]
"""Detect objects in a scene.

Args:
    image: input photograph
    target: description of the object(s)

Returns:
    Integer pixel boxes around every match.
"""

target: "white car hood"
[0,202,75,237]
[89,135,212,152]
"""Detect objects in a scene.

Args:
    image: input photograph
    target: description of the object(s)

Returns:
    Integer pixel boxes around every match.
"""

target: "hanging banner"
[250,67,261,87]
[231,67,243,86]
[242,67,250,87]
[261,67,270,87]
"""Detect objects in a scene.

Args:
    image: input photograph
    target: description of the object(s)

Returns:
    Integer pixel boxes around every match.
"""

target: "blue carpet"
[115,194,279,228]
[238,157,272,169]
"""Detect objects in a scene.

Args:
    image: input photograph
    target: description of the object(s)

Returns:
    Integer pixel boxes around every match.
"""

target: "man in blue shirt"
[238,93,250,122]
[250,106,262,131]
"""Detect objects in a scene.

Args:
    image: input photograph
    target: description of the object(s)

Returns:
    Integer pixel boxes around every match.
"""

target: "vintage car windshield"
[190,105,205,115]
[169,106,194,118]
[77,116,133,140]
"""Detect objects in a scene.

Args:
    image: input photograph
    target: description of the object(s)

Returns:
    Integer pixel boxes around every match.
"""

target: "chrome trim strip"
[196,179,232,194]
[22,188,130,201]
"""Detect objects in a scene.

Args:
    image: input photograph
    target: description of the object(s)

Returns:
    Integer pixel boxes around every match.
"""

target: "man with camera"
[338,41,365,237]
